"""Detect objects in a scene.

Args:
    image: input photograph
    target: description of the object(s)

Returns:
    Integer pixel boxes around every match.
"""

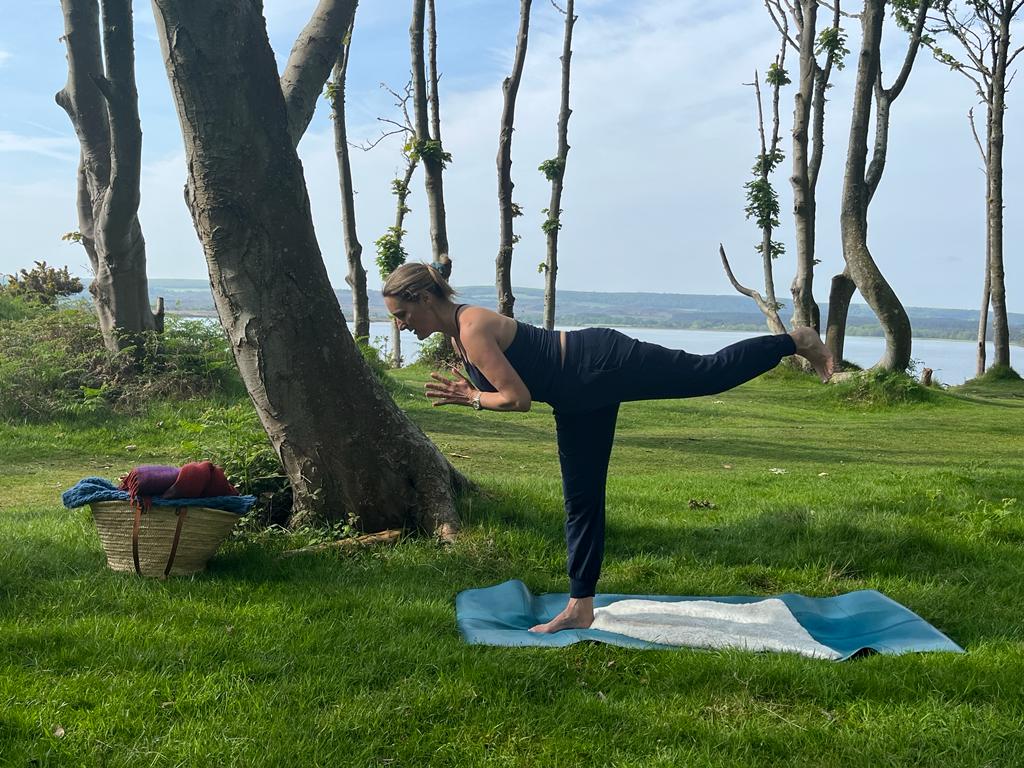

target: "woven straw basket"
[90,501,239,577]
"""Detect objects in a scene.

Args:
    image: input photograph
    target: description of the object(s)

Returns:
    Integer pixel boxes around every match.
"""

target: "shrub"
[1,261,83,305]
[356,336,401,394]
[178,403,291,526]
[0,305,243,421]
[414,332,461,370]
[0,294,41,322]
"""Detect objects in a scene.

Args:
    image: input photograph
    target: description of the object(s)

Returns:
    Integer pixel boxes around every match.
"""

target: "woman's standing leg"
[530,402,620,633]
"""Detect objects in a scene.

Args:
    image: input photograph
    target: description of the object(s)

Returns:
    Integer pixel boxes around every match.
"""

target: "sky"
[0,0,1021,313]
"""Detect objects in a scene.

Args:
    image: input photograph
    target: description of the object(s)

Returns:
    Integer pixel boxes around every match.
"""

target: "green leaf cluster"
[815,25,850,70]
[744,176,781,232]
[744,150,785,259]
[766,62,791,87]
[755,239,786,260]
[540,207,563,235]
[375,226,407,280]
[892,0,925,33]
[538,158,565,181]
[405,138,452,168]
[391,177,410,198]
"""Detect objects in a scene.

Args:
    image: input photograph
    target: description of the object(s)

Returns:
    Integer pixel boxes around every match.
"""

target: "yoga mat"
[456,580,963,661]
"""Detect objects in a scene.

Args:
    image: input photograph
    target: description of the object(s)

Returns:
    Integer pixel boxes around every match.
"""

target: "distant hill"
[147,279,1023,344]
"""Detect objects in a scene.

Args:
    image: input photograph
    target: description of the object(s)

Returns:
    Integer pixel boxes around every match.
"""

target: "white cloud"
[0,130,77,162]
[0,50,12,67]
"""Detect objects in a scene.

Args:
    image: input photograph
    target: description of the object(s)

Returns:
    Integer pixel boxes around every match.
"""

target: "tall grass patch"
[0,306,242,421]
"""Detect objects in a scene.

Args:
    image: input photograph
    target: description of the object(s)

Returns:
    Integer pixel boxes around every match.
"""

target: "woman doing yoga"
[382,263,834,634]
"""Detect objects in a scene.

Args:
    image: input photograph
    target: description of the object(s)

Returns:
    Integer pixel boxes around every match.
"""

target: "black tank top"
[453,304,563,404]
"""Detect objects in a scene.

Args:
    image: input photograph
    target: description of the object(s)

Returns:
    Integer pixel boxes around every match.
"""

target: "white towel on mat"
[591,598,841,659]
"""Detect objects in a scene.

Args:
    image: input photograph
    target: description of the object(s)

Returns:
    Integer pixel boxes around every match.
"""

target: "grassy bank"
[1,369,1023,767]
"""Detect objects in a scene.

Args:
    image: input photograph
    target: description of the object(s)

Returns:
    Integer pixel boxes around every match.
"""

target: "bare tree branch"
[748,71,768,158]
[817,0,859,19]
[354,125,411,152]
[719,244,760,300]
[354,81,416,151]
[1008,41,1024,65]
[968,106,988,163]
[764,0,799,49]
[883,0,930,101]
[809,0,842,191]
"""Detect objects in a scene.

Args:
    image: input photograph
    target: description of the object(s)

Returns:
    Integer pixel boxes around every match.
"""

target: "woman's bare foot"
[529,597,594,633]
[789,326,834,383]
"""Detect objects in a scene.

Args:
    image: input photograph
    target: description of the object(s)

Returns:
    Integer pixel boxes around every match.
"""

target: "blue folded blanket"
[457,580,963,661]
[62,477,256,515]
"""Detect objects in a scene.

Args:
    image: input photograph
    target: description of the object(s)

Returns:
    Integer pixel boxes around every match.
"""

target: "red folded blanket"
[119,461,238,509]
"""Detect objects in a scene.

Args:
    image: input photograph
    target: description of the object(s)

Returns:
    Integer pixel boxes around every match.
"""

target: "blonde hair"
[381,262,456,302]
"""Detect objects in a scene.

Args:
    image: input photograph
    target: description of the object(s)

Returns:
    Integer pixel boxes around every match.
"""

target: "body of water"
[360,322,1002,386]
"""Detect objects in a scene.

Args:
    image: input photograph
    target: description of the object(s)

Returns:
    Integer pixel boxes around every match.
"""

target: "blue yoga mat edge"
[455,580,964,660]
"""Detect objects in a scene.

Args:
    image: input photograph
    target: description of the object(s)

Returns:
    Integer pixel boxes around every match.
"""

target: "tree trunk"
[391,318,403,368]
[56,0,161,353]
[787,0,838,334]
[389,160,417,368]
[977,263,991,377]
[280,0,358,147]
[543,0,576,331]
[826,267,856,364]
[789,0,817,332]
[411,0,451,278]
[733,40,788,335]
[987,10,1011,368]
[496,0,532,318]
[838,0,924,372]
[151,0,464,537]
[971,103,992,378]
[757,56,784,320]
[929,2,1022,373]
[331,20,369,342]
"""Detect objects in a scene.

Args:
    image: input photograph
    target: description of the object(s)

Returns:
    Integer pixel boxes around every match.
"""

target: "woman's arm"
[425,310,532,412]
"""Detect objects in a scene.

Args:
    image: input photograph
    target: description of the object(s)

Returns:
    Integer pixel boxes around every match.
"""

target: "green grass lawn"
[2,368,1023,767]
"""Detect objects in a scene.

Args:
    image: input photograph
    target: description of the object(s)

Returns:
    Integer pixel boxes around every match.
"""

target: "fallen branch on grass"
[280,529,402,557]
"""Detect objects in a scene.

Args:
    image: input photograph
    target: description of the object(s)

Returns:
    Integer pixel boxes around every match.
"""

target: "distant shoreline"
[169,310,1021,347]
[133,280,1024,347]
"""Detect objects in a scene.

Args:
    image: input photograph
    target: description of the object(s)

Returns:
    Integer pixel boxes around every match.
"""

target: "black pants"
[550,329,797,598]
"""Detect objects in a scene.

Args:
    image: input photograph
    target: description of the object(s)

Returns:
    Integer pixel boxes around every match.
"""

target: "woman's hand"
[425,367,478,407]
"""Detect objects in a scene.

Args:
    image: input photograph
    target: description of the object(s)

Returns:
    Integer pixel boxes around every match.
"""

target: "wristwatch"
[470,391,482,410]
